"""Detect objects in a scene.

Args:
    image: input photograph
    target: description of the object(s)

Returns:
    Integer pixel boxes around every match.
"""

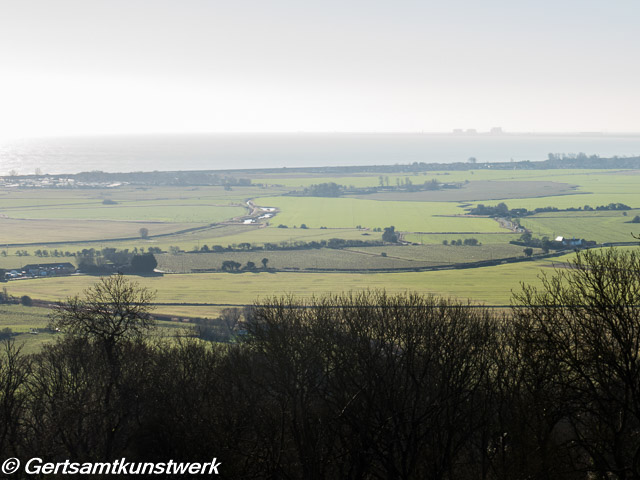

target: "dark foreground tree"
[6,253,640,478]
[512,248,640,478]
[0,340,30,458]
[245,292,498,479]
[23,275,158,462]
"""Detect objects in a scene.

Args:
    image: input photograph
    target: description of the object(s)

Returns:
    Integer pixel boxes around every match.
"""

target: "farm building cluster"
[3,262,76,280]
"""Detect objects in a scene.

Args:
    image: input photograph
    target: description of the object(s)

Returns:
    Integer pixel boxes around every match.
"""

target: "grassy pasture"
[4,204,245,223]
[0,218,202,244]
[156,243,533,273]
[0,226,381,265]
[345,244,536,263]
[0,185,277,205]
[0,305,51,332]
[250,169,614,188]
[258,197,503,232]
[3,251,587,313]
[2,167,639,320]
[521,211,640,243]
[424,168,629,184]
[403,232,520,245]
[350,180,577,202]
[252,174,426,188]
[0,304,195,354]
[156,249,424,272]
[0,305,57,354]
[194,226,381,247]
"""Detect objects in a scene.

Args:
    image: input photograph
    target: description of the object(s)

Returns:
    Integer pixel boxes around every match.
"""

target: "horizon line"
[5,130,640,141]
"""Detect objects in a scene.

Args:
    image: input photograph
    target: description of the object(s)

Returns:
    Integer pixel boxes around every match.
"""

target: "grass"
[157,249,425,272]
[0,185,275,206]
[257,196,503,232]
[0,305,57,354]
[0,303,196,354]
[349,179,577,203]
[521,211,640,243]
[3,251,586,313]
[0,304,51,332]
[0,218,204,244]
[501,194,640,211]
[156,243,533,273]
[4,204,245,223]
[0,227,382,269]
[345,244,536,263]
[3,168,640,320]
[403,232,520,245]
[250,168,618,188]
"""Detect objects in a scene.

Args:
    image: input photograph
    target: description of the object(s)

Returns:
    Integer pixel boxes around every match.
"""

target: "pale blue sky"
[1,0,638,138]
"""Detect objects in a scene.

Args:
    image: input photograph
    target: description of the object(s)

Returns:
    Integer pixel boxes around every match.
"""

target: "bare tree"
[0,340,30,458]
[50,274,155,354]
[512,248,640,477]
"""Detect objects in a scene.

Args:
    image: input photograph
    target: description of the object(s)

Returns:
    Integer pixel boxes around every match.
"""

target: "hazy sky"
[1,0,639,138]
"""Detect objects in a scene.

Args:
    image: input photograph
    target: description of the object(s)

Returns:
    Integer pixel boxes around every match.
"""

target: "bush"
[20,295,33,306]
[382,226,398,243]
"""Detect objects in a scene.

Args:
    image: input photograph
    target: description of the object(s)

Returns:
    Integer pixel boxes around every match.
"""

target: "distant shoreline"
[3,133,640,176]
[2,155,640,185]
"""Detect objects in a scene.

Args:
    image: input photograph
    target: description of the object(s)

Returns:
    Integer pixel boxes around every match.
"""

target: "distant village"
[0,176,124,189]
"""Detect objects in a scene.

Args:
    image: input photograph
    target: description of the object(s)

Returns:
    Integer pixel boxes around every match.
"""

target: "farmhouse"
[22,262,76,277]
[554,236,583,247]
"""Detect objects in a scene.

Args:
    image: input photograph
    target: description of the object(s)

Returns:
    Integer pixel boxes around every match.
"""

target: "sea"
[2,133,640,175]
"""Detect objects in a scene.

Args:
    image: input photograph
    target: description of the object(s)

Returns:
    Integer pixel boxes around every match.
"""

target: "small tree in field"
[139,227,149,239]
[382,226,398,243]
[50,274,155,353]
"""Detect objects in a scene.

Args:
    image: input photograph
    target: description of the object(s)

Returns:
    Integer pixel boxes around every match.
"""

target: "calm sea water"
[2,133,640,175]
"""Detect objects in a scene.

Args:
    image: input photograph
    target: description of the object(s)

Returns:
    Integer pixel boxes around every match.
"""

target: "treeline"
[443,237,480,246]
[2,249,640,478]
[300,182,343,197]
[469,201,633,217]
[293,179,445,197]
[77,248,159,274]
[185,238,385,254]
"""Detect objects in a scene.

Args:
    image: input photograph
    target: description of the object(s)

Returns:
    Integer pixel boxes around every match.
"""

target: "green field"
[0,218,203,245]
[2,251,585,315]
[2,166,640,316]
[403,232,520,245]
[4,204,245,223]
[257,196,502,232]
[0,303,196,354]
[156,243,534,273]
[521,210,640,243]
